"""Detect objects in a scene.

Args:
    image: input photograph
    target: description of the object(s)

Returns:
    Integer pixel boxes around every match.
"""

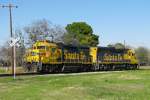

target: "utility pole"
[0,3,18,78]
[124,40,126,49]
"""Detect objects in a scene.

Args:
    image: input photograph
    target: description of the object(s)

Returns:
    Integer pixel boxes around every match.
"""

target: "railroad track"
[0,72,69,77]
[0,72,41,77]
[0,70,127,77]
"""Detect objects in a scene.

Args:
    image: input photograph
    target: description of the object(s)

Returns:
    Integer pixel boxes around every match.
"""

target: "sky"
[0,0,150,48]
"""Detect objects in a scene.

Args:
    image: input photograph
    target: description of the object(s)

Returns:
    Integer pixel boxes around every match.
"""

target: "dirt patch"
[118,74,141,80]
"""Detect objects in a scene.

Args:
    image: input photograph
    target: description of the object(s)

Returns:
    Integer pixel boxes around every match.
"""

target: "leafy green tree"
[107,44,114,47]
[114,43,125,49]
[64,22,99,46]
[107,43,125,49]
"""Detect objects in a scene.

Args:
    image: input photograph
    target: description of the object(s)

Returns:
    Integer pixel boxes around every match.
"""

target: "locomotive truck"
[24,40,139,72]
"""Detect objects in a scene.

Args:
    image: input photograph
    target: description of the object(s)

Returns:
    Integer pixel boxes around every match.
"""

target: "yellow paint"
[24,40,138,66]
[90,47,98,63]
[24,40,62,64]
[125,49,138,64]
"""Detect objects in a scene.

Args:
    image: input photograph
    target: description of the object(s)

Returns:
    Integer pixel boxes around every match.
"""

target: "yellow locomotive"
[24,40,138,72]
[90,47,138,70]
[24,40,91,72]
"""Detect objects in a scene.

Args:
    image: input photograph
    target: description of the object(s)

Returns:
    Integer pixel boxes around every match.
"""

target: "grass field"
[0,67,25,74]
[0,69,150,100]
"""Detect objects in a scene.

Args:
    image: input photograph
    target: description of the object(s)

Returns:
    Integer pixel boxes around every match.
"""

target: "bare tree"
[24,19,66,46]
[135,47,149,66]
[0,29,25,67]
[15,29,26,66]
[0,43,11,67]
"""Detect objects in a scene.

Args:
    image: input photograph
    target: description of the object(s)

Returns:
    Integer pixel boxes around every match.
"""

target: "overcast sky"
[0,0,150,48]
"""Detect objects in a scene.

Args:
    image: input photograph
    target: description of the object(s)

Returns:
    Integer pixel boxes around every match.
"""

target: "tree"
[107,43,125,49]
[0,29,25,67]
[15,29,26,66]
[64,22,99,46]
[24,19,65,46]
[107,44,114,47]
[114,43,125,49]
[0,44,11,66]
[135,47,149,66]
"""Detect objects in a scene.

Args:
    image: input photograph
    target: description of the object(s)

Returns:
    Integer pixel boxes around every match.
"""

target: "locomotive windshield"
[37,46,46,49]
[31,52,39,56]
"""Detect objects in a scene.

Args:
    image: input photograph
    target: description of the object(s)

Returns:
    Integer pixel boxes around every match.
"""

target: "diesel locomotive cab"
[24,40,61,72]
[23,49,40,72]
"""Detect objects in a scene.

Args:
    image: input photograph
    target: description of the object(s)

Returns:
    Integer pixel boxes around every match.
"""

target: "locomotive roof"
[98,46,129,49]
[34,40,130,50]
[97,46,130,52]
[35,40,90,49]
[60,44,90,49]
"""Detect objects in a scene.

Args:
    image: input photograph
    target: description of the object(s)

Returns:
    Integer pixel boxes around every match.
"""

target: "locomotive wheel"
[23,63,32,72]
[31,63,37,72]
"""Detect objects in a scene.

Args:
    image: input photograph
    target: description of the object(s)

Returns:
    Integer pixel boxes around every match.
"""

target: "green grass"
[0,67,25,74]
[0,69,150,100]
[0,68,7,74]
